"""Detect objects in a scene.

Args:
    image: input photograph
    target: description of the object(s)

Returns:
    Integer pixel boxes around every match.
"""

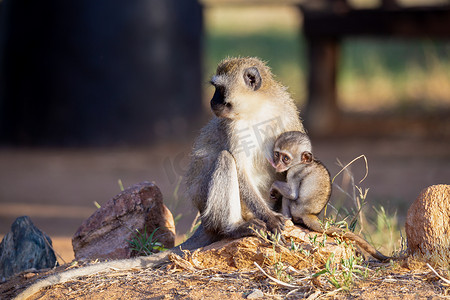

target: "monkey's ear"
[301,151,313,163]
[243,67,262,91]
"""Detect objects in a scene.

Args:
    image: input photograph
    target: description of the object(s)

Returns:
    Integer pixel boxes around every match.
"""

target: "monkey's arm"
[239,172,286,233]
[270,180,299,200]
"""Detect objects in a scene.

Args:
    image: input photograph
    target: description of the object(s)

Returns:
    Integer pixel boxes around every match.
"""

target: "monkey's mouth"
[211,101,233,118]
[275,166,288,173]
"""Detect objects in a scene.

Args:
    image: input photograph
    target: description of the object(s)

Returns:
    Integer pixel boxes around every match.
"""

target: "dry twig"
[253,262,300,289]
[426,263,450,285]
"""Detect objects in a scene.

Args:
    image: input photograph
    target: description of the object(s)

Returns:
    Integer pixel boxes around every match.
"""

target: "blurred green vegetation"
[340,39,450,112]
[203,6,450,113]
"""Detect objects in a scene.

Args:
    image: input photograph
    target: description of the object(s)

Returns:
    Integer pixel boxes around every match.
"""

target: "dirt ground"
[1,249,449,299]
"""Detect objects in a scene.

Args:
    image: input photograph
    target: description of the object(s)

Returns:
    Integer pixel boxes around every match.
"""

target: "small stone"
[247,289,264,299]
[72,181,176,260]
[0,216,57,282]
[23,272,38,279]
[405,184,450,255]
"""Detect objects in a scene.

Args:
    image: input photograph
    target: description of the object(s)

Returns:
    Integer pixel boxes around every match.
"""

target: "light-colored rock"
[247,289,264,299]
[405,184,450,255]
[72,181,176,260]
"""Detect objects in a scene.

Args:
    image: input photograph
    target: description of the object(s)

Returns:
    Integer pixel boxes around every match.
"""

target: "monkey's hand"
[269,187,282,201]
[265,212,287,236]
[270,180,297,200]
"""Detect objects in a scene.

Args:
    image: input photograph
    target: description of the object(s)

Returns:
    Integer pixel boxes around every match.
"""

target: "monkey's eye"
[282,155,290,164]
[274,151,279,159]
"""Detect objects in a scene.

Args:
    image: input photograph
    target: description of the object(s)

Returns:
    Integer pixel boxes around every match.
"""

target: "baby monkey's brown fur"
[270,131,390,262]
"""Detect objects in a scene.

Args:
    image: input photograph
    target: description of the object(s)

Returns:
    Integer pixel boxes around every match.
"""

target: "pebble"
[247,289,264,299]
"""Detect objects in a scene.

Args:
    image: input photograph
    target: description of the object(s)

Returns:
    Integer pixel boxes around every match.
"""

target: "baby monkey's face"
[269,131,313,173]
[271,148,312,173]
[272,149,295,173]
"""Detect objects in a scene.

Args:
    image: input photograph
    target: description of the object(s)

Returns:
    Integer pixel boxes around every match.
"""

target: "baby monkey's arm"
[270,180,299,200]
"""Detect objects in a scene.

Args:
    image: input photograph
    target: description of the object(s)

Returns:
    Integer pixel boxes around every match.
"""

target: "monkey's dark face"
[210,84,232,118]
[210,66,263,119]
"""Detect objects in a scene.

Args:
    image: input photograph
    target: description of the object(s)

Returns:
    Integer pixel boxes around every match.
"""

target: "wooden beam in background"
[302,5,450,38]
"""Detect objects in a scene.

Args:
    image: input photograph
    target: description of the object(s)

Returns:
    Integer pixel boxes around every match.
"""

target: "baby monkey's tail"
[300,214,390,262]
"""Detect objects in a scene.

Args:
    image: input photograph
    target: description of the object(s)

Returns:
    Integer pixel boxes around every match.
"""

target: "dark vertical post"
[304,37,340,136]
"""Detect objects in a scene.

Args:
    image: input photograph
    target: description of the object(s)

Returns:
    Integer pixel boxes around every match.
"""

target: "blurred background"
[0,0,449,263]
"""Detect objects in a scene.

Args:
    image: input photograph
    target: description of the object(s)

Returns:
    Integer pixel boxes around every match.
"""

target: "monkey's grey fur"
[270,131,390,262]
[184,57,304,245]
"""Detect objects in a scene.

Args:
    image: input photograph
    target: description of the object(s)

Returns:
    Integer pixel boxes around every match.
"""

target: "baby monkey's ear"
[301,151,313,163]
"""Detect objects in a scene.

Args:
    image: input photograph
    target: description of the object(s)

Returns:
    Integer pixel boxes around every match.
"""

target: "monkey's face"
[271,131,313,172]
[210,63,263,119]
[272,150,293,173]
[272,149,313,173]
[272,149,305,173]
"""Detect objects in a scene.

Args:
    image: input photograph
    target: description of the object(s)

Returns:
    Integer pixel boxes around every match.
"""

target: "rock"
[72,181,176,261]
[182,220,355,272]
[247,289,264,299]
[0,216,57,282]
[405,184,450,255]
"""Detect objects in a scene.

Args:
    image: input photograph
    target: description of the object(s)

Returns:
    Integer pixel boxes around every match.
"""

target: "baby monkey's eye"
[274,151,280,158]
[282,155,290,164]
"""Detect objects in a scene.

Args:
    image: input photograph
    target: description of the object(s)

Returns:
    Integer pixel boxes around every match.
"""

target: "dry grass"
[5,247,449,299]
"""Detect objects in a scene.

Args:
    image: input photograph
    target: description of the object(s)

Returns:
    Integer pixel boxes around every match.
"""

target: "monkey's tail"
[339,231,390,262]
[324,228,390,262]
[301,214,390,262]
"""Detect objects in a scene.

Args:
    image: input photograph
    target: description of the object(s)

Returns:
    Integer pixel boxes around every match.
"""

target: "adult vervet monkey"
[183,57,304,248]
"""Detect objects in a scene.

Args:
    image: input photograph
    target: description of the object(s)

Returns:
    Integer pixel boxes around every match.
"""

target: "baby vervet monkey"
[269,131,390,262]
[269,131,331,227]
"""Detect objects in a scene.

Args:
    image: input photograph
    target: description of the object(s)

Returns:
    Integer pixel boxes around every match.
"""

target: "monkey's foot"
[225,219,267,239]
